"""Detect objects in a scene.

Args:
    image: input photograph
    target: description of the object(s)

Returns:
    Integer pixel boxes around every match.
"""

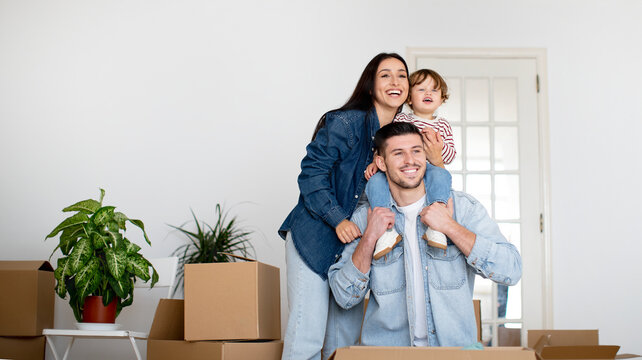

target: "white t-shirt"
[398,195,428,346]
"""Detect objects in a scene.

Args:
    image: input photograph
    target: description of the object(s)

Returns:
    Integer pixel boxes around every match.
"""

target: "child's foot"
[422,227,448,250]
[373,228,402,260]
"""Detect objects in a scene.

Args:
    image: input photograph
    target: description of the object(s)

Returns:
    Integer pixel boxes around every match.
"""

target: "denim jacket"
[328,190,522,346]
[279,108,380,278]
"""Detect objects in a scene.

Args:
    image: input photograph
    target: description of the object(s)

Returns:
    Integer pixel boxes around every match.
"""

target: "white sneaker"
[422,227,448,250]
[373,229,402,260]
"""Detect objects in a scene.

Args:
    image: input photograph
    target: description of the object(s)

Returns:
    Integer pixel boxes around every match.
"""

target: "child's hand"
[364,162,379,180]
[422,128,445,167]
[335,219,362,244]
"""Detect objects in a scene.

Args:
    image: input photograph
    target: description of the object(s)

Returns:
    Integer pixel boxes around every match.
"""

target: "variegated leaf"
[62,199,101,214]
[92,206,116,226]
[123,238,141,255]
[68,238,93,273]
[127,254,151,282]
[45,213,89,239]
[91,232,110,250]
[102,289,115,306]
[114,212,127,230]
[108,275,129,298]
[127,219,150,245]
[150,265,159,287]
[105,230,123,246]
[54,258,69,297]
[74,258,100,300]
[57,256,74,277]
[60,226,84,255]
[105,248,127,279]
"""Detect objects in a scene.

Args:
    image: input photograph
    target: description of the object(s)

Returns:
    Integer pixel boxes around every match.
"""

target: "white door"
[408,51,550,346]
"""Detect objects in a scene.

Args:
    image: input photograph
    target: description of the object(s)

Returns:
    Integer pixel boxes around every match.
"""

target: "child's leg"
[424,162,452,205]
[364,172,401,259]
[365,171,392,209]
[423,163,452,249]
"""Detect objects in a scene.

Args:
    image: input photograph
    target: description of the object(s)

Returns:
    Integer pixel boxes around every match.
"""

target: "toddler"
[365,69,456,259]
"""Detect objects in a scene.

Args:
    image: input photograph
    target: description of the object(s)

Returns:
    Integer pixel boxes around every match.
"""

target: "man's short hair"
[374,122,422,154]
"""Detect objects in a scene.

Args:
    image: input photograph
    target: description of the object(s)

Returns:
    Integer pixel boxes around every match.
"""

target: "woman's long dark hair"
[311,53,409,141]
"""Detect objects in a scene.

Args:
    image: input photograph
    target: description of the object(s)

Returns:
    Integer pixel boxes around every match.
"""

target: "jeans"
[283,233,328,360]
[283,233,363,360]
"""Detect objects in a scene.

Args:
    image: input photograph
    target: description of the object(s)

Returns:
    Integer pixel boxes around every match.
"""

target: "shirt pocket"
[426,245,467,290]
[370,245,406,295]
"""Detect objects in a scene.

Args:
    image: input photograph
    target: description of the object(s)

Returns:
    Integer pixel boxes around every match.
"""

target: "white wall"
[1,0,641,357]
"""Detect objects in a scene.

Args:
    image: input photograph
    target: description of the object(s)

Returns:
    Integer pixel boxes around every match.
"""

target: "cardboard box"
[0,336,46,360]
[184,261,280,341]
[528,330,620,360]
[0,261,54,336]
[147,299,283,360]
[329,346,536,359]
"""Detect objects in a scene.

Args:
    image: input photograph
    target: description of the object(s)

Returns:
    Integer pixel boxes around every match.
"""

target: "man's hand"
[420,198,476,256]
[421,128,445,168]
[352,207,395,273]
[362,207,395,244]
[336,219,362,244]
[419,198,455,234]
[364,162,379,180]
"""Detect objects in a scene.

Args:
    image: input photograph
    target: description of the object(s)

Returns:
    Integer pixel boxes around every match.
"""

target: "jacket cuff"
[324,206,350,228]
[467,234,491,271]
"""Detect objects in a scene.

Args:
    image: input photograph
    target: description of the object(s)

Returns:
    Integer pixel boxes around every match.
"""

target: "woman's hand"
[422,128,445,168]
[335,219,362,244]
[364,162,379,180]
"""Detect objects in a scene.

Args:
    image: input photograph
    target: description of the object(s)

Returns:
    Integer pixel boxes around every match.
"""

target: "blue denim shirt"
[328,190,522,347]
[279,108,380,278]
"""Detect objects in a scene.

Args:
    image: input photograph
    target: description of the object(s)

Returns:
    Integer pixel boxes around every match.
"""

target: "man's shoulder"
[451,190,479,205]
[451,190,486,221]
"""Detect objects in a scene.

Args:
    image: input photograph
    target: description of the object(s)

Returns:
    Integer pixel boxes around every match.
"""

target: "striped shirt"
[393,109,456,165]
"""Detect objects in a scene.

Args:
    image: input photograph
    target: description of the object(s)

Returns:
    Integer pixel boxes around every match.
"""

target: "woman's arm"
[297,112,354,229]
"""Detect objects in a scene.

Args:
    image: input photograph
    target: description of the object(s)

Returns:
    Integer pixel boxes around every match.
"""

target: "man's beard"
[388,164,424,189]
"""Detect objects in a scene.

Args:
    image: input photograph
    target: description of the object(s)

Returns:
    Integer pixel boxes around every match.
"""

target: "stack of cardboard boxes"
[0,261,55,360]
[147,259,283,360]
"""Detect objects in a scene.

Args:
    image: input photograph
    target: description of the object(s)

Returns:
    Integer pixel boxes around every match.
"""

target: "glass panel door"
[411,54,544,346]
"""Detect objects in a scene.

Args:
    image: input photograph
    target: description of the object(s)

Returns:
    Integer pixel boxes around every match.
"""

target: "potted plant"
[170,204,254,296]
[45,189,158,323]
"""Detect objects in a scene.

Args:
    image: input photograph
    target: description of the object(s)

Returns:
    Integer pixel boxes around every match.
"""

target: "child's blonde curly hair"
[409,69,449,102]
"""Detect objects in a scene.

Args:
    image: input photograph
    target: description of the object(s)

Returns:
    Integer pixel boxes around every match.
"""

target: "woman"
[278,53,410,360]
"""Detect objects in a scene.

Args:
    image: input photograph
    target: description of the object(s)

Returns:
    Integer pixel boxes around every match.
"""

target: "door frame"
[407,48,553,329]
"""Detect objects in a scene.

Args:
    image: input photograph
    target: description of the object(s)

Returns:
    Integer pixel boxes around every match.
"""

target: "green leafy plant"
[45,189,158,321]
[170,204,255,295]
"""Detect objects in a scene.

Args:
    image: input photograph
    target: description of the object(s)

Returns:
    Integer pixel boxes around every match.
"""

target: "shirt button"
[431,330,436,334]
[355,195,359,199]
[425,266,428,271]
[371,136,375,140]
[371,147,374,151]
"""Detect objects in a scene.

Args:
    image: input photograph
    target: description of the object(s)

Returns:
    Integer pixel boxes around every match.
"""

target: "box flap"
[149,299,185,340]
[528,330,599,348]
[0,261,53,272]
[539,345,620,359]
[329,346,536,360]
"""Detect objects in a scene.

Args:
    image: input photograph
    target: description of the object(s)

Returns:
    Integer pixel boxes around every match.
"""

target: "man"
[327,122,522,347]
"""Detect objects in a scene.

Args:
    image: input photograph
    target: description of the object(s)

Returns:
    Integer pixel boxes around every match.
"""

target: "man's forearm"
[442,219,476,257]
[351,233,377,273]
